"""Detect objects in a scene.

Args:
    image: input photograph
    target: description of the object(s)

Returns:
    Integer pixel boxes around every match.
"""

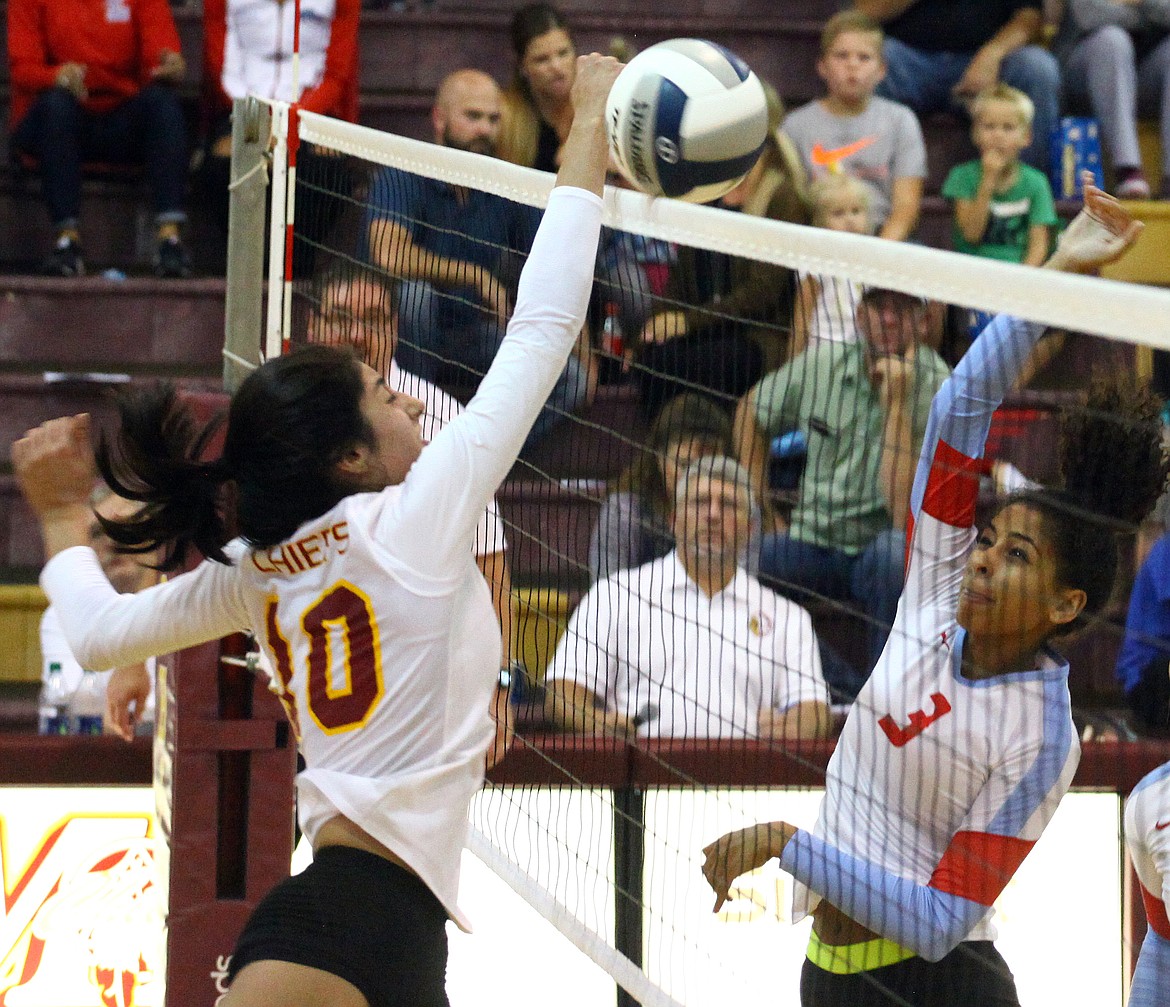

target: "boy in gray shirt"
[782,10,926,241]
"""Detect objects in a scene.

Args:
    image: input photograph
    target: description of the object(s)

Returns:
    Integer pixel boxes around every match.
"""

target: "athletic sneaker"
[42,236,85,277]
[155,236,192,278]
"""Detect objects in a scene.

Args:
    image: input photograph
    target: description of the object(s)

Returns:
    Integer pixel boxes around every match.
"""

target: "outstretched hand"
[1049,171,1144,274]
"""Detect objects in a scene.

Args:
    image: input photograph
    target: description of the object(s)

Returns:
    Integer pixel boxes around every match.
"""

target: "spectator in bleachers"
[1053,0,1170,200]
[200,0,360,273]
[589,393,735,583]
[783,11,926,242]
[631,84,807,422]
[943,83,1058,264]
[498,3,575,171]
[7,0,191,277]
[857,0,1061,174]
[304,264,515,671]
[546,455,832,740]
[735,286,950,700]
[791,174,873,357]
[1117,525,1170,736]
[365,68,593,450]
[40,486,157,737]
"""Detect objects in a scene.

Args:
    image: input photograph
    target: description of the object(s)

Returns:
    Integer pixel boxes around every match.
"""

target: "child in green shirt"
[943,83,1058,265]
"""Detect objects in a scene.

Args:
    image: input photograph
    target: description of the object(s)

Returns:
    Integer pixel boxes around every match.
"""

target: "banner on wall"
[0,787,163,1007]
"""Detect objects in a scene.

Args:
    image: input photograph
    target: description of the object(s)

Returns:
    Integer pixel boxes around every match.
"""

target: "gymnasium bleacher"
[1,0,1167,730]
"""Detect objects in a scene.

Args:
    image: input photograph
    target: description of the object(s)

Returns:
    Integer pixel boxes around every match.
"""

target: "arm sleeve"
[136,0,183,79]
[782,715,1077,961]
[898,318,1038,664]
[1027,173,1059,227]
[772,601,829,711]
[7,0,59,94]
[203,0,232,109]
[380,187,602,576]
[298,0,358,116]
[892,106,927,180]
[40,547,252,671]
[941,162,978,201]
[588,492,642,583]
[751,359,800,439]
[544,578,619,703]
[780,830,989,961]
[39,607,84,684]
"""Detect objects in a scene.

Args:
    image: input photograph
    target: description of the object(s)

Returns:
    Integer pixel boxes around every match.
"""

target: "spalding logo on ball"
[606,38,769,204]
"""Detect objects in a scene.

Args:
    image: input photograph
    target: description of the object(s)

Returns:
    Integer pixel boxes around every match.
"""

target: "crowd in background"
[15,0,1170,742]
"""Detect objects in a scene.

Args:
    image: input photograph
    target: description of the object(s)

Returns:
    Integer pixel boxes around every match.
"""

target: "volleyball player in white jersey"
[703,177,1167,1006]
[12,53,621,1007]
[1126,761,1170,1007]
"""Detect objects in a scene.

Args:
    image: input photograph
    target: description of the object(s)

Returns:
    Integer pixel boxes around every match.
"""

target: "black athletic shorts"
[226,845,450,1007]
[800,940,1020,1007]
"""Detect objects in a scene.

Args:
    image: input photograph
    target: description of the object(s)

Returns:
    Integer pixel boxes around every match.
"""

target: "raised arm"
[909,177,1143,529]
[388,54,621,576]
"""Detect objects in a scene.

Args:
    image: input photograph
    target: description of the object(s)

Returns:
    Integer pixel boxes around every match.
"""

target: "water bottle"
[38,662,73,735]
[600,302,624,357]
[71,669,105,736]
[599,302,625,383]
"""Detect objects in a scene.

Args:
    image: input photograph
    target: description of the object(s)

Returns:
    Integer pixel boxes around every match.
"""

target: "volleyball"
[606,39,769,204]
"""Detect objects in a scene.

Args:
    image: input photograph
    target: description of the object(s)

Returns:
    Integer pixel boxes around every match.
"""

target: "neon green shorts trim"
[806,930,918,975]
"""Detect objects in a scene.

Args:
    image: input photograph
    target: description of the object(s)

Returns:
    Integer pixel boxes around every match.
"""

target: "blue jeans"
[397,280,589,450]
[11,85,189,229]
[758,528,906,701]
[876,37,1061,173]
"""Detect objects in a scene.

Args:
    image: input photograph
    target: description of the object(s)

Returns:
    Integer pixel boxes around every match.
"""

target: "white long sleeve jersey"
[40,186,603,932]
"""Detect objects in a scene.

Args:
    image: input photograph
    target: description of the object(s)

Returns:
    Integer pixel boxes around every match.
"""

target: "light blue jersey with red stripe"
[783,314,1081,961]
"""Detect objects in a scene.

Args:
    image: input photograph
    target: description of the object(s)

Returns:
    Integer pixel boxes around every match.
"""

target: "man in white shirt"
[544,456,832,740]
[40,486,157,736]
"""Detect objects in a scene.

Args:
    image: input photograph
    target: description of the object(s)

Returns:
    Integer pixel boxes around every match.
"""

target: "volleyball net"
[233,100,1170,1006]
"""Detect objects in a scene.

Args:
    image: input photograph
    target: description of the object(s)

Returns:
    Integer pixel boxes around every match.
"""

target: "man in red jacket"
[8,0,192,277]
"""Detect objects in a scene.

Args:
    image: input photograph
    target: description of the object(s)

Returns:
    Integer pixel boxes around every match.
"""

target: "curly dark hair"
[1007,375,1169,626]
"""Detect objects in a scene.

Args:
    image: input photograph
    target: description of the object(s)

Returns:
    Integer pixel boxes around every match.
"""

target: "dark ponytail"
[97,345,374,569]
[96,383,231,571]
[1009,376,1169,624]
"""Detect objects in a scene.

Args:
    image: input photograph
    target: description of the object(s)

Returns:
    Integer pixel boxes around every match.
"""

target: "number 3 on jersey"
[265,581,385,734]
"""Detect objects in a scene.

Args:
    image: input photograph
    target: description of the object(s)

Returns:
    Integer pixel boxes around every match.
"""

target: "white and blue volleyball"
[606,39,768,203]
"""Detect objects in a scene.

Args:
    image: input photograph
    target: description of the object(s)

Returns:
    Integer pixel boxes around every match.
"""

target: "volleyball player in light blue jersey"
[704,178,1167,1006]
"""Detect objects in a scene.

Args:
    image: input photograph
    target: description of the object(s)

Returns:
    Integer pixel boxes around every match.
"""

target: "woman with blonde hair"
[498,3,576,171]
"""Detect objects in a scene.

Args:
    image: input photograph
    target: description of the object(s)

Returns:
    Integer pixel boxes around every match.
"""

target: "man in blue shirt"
[365,68,593,449]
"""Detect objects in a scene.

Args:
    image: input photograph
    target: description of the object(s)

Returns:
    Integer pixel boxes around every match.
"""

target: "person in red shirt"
[198,0,359,277]
[7,0,192,277]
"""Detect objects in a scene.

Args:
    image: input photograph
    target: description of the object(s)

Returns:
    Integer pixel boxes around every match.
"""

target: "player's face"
[958,502,1085,650]
[90,495,155,594]
[673,475,751,569]
[973,101,1031,160]
[817,31,885,105]
[818,191,871,234]
[857,291,925,358]
[522,28,576,103]
[438,81,502,156]
[309,277,396,374]
[348,364,426,490]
